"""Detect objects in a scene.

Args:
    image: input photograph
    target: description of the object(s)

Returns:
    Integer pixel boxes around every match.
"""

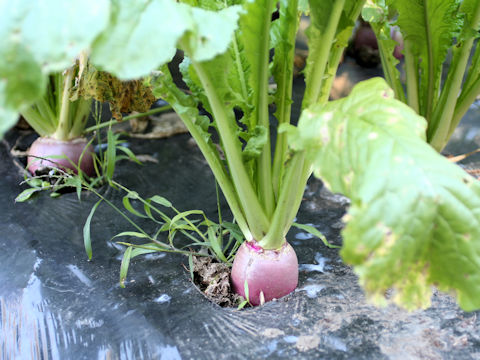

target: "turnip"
[351,21,403,67]
[231,240,298,305]
[27,137,95,176]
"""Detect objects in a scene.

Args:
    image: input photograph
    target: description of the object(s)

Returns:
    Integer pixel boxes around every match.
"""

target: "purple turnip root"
[354,25,379,53]
[352,23,404,67]
[27,137,95,176]
[231,240,298,306]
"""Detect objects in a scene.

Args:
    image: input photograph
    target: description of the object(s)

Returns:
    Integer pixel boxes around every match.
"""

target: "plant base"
[231,240,298,306]
[27,137,95,176]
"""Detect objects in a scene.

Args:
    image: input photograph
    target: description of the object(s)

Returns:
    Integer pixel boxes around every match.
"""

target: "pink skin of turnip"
[231,240,298,306]
[27,137,95,176]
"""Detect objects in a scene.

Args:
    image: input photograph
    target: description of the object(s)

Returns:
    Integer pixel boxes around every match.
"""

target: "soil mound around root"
[192,256,244,307]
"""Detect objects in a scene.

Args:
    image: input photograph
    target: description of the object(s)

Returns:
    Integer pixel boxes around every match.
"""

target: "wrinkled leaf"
[242,125,268,161]
[288,78,480,311]
[147,67,212,144]
[185,5,242,62]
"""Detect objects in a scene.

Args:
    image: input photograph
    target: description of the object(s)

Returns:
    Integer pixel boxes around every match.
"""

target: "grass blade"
[112,231,151,240]
[15,188,41,202]
[119,246,133,288]
[207,226,228,262]
[292,223,340,249]
[188,253,194,281]
[122,195,148,218]
[117,146,142,165]
[83,200,102,260]
[149,195,172,208]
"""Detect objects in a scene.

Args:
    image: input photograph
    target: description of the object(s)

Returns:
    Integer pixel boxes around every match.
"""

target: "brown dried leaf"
[71,62,156,120]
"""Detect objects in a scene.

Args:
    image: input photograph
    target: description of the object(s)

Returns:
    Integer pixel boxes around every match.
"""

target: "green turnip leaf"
[303,0,361,107]
[287,77,480,311]
[388,0,461,116]
[238,0,275,128]
[91,0,241,80]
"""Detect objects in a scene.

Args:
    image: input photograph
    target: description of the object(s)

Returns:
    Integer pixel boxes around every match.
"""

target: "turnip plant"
[0,1,158,179]
[3,0,480,311]
[144,0,367,305]
[0,0,111,173]
[363,0,480,151]
[22,64,96,176]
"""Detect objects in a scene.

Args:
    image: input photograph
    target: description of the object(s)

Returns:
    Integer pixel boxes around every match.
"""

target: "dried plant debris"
[71,62,156,120]
[129,112,188,139]
[192,256,243,307]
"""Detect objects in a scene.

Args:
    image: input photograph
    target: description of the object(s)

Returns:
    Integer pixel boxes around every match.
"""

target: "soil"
[191,256,244,308]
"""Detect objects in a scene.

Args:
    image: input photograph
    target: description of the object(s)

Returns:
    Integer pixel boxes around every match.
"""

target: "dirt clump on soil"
[191,256,244,308]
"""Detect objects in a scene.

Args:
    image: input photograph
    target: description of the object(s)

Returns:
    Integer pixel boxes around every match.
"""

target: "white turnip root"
[27,137,95,176]
[231,240,298,306]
